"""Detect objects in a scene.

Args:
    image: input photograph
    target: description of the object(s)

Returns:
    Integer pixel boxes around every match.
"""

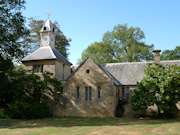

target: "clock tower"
[22,18,72,81]
[40,19,55,48]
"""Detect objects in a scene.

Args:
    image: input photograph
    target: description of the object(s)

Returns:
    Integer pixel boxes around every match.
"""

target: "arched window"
[44,27,46,30]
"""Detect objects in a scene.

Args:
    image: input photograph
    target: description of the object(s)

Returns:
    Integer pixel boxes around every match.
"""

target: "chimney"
[153,50,161,63]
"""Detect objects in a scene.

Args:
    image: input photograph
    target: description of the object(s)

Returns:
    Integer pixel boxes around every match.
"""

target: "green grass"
[0,117,180,135]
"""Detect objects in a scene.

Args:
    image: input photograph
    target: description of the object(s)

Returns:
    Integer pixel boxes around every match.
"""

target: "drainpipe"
[153,50,161,63]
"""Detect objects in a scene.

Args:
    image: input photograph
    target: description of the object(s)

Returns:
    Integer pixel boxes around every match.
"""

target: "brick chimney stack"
[153,50,161,63]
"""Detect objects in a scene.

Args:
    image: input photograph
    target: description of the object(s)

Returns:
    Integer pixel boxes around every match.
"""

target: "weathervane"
[47,10,51,19]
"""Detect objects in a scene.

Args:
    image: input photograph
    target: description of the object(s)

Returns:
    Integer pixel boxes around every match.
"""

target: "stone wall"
[55,58,117,117]
[55,61,63,80]
[55,60,71,81]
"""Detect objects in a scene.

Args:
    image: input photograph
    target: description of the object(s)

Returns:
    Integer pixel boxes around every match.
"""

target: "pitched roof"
[98,64,121,85]
[101,60,180,86]
[21,46,72,65]
[67,57,121,85]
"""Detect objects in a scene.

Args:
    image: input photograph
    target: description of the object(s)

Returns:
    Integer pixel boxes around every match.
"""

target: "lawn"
[0,117,180,135]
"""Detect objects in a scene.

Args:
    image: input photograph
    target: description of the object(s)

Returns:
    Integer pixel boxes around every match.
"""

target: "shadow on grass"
[0,117,180,129]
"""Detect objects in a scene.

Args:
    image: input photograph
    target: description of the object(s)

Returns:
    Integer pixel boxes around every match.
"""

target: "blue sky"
[23,0,180,64]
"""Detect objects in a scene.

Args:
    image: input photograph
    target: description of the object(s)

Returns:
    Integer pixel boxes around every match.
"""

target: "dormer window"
[44,27,46,30]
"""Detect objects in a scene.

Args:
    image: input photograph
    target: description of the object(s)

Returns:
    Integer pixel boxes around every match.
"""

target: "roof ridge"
[103,61,153,65]
[103,60,180,65]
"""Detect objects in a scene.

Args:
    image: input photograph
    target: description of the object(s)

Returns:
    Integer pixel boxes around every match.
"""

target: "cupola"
[40,19,56,48]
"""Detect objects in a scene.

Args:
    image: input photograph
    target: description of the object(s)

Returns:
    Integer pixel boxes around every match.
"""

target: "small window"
[53,28,55,32]
[41,65,43,72]
[85,87,88,101]
[44,27,46,30]
[33,65,36,73]
[122,87,130,101]
[37,65,40,72]
[126,87,130,100]
[76,87,80,99]
[97,86,101,99]
[85,86,92,101]
[33,65,43,73]
[89,87,92,101]
[86,69,90,73]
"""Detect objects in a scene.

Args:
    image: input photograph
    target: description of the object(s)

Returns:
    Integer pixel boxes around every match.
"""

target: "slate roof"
[101,60,180,86]
[98,64,121,85]
[21,46,72,65]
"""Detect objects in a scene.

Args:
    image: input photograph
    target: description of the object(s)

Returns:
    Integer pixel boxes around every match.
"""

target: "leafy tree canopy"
[130,63,180,118]
[28,17,71,58]
[0,64,63,107]
[0,1,64,119]
[161,46,180,60]
[0,0,30,59]
[79,24,154,64]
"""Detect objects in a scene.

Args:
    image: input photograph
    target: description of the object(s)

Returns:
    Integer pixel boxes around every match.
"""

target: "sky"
[23,0,180,64]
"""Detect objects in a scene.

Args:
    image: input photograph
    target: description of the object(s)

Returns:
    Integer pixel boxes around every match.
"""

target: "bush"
[4,101,50,119]
[0,110,10,119]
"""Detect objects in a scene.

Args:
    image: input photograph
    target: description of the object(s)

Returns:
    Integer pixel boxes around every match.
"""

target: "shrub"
[4,101,49,119]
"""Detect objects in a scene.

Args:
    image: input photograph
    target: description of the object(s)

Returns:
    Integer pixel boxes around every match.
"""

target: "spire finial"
[47,10,51,19]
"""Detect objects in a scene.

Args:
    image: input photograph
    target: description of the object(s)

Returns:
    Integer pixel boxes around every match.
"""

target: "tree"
[1,66,63,118]
[0,1,64,119]
[0,0,30,59]
[28,17,71,58]
[79,24,154,64]
[0,0,30,108]
[130,63,180,118]
[161,46,180,60]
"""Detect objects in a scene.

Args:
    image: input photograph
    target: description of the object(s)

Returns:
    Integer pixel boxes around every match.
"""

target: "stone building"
[22,19,180,117]
[22,19,72,80]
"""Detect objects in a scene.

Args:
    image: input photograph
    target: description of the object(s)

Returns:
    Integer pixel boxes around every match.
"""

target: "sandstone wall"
[55,61,63,80]
[55,60,71,81]
[64,64,71,80]
[55,58,117,117]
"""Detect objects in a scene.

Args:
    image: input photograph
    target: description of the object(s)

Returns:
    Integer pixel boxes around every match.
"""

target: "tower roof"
[21,46,72,65]
[40,19,53,32]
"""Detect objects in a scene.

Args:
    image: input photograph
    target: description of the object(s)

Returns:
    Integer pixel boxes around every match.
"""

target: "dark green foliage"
[161,46,180,60]
[79,24,154,64]
[0,61,63,119]
[4,101,49,119]
[28,17,71,58]
[130,63,180,118]
[0,0,63,119]
[0,0,30,59]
